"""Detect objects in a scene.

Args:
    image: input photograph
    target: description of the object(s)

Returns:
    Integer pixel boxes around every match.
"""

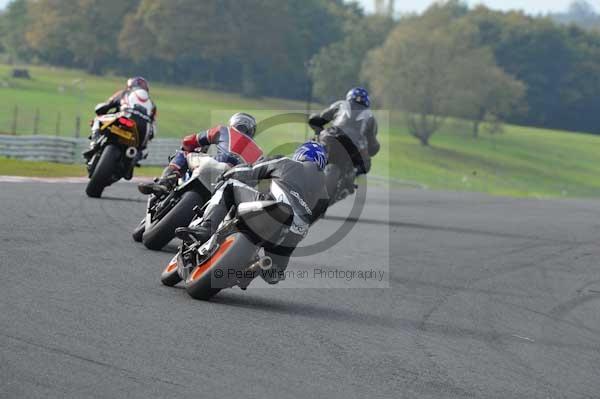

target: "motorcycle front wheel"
[132,218,145,242]
[161,254,183,287]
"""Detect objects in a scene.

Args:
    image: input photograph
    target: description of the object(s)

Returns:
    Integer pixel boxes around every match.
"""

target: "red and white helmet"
[127,77,150,92]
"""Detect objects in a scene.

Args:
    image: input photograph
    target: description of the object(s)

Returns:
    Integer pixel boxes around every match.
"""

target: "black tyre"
[142,190,203,251]
[161,255,183,287]
[324,164,342,205]
[86,144,121,198]
[132,218,145,242]
[185,233,257,301]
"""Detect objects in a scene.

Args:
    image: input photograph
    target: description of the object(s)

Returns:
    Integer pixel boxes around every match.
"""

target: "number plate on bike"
[109,126,134,140]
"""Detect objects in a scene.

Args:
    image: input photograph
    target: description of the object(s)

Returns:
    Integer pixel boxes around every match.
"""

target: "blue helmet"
[293,141,328,170]
[346,87,370,107]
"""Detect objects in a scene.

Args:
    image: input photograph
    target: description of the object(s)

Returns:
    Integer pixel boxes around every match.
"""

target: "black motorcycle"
[132,152,230,251]
[160,199,294,301]
[84,113,141,198]
[315,131,361,206]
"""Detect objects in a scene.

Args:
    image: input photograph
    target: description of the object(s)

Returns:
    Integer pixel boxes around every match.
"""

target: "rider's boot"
[175,203,227,244]
[138,166,179,195]
[82,129,101,160]
[134,147,147,167]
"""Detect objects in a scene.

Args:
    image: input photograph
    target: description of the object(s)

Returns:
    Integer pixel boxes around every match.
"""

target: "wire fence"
[0,105,85,138]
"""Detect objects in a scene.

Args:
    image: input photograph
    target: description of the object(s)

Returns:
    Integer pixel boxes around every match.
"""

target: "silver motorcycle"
[160,199,294,300]
[133,152,230,251]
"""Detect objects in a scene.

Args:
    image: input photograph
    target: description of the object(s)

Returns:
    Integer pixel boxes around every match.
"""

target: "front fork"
[86,149,101,177]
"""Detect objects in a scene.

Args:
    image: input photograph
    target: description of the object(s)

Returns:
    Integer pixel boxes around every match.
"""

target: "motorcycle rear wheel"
[324,164,342,205]
[86,144,121,198]
[185,233,257,301]
[142,190,204,251]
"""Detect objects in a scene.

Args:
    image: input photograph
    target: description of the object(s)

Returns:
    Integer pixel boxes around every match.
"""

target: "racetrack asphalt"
[1,180,599,398]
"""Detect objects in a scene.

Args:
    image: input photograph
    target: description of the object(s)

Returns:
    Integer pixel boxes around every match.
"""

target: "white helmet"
[229,113,257,138]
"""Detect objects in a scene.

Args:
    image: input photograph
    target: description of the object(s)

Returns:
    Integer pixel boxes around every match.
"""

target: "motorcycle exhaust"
[239,256,274,290]
[125,147,138,159]
[246,256,273,274]
[259,256,273,271]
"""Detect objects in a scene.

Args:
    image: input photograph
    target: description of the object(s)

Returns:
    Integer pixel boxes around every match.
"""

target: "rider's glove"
[181,134,198,152]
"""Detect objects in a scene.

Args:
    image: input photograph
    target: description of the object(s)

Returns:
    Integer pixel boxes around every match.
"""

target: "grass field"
[0,157,163,178]
[1,64,600,197]
[381,121,600,197]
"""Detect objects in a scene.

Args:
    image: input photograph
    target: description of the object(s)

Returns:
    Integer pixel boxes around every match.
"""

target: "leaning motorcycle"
[133,152,231,251]
[160,199,294,300]
[315,132,361,206]
[84,113,141,198]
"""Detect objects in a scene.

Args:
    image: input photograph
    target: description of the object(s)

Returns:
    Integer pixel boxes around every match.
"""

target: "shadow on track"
[323,215,558,241]
[161,243,180,254]
[209,292,600,351]
[101,196,146,204]
[211,292,398,329]
[131,242,179,253]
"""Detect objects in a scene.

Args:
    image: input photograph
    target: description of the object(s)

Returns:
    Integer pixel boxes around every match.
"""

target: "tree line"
[550,0,600,31]
[3,0,600,142]
[0,0,356,99]
[320,0,600,141]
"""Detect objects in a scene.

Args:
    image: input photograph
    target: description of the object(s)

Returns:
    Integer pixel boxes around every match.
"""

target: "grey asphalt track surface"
[1,181,599,398]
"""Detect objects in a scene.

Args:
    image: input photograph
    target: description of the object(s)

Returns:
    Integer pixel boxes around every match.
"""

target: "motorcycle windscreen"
[228,128,263,164]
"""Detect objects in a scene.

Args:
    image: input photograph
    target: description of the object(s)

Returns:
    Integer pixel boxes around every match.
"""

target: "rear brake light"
[118,117,135,128]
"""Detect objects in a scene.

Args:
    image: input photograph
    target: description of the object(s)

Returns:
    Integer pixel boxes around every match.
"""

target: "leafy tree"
[26,0,139,73]
[120,0,345,98]
[69,0,140,74]
[0,0,32,63]
[309,14,394,103]
[448,46,526,137]
[10,0,600,136]
[25,0,77,66]
[551,0,600,30]
[364,9,488,145]
[119,0,232,62]
[465,7,600,133]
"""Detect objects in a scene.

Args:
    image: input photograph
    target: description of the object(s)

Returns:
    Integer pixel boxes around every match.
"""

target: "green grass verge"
[0,157,162,178]
[375,120,600,198]
[1,64,600,198]
[0,64,304,137]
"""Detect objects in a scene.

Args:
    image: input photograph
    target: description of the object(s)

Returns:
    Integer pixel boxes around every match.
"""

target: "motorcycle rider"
[86,77,157,164]
[175,141,330,285]
[309,87,379,202]
[137,113,262,195]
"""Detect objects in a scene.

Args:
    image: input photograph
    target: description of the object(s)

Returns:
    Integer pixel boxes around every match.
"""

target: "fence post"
[33,108,40,135]
[11,106,18,135]
[55,112,61,136]
[74,116,81,138]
